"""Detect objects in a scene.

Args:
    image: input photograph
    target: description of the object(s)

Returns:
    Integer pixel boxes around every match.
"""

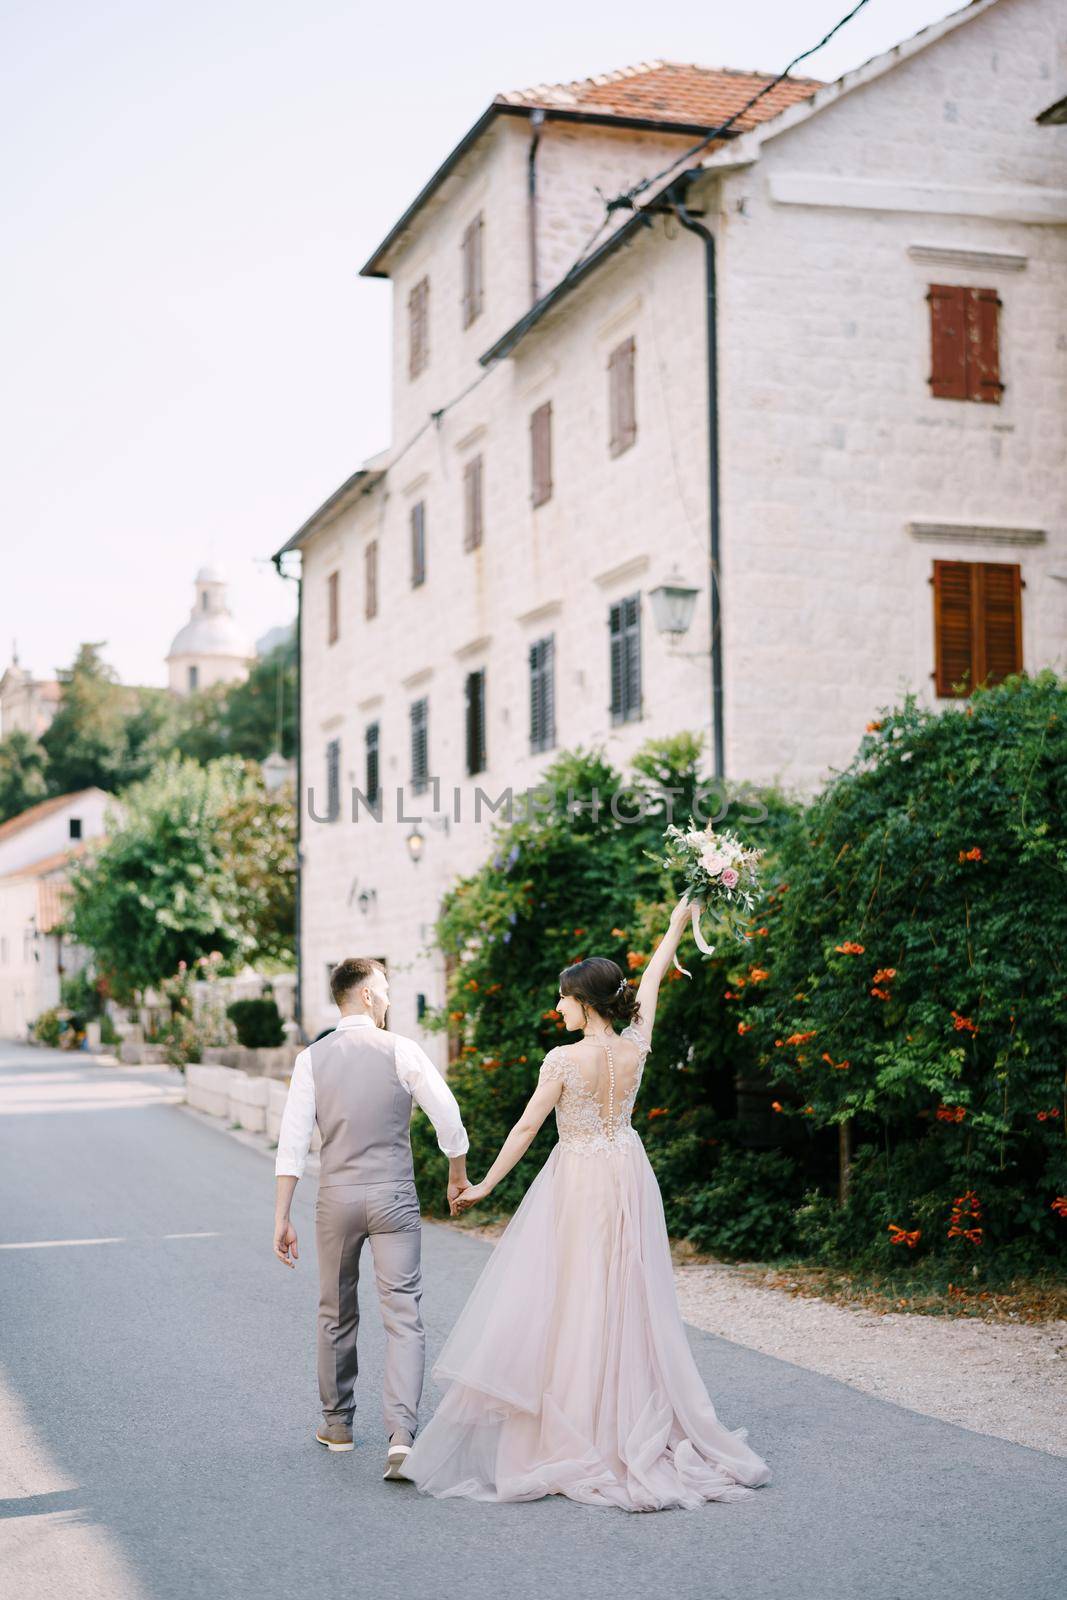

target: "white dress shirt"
[274,1013,469,1178]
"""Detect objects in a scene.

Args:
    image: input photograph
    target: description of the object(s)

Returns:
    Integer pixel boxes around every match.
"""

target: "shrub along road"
[1,1042,1063,1600]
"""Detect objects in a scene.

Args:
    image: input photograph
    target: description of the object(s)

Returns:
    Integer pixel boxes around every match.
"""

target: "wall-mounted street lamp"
[649,573,700,642]
[406,826,425,864]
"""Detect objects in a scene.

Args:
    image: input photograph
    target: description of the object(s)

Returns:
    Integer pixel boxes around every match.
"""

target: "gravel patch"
[674,1261,1067,1457]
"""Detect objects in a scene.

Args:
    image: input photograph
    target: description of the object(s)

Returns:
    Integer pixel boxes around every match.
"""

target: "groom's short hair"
[330,957,385,1007]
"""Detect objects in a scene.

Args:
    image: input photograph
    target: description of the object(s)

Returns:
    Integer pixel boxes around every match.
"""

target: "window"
[465,669,486,776]
[529,635,556,753]
[609,594,642,724]
[461,214,484,328]
[932,561,1022,697]
[928,285,1002,403]
[327,570,339,644]
[408,276,429,378]
[410,697,429,793]
[530,402,553,508]
[69,818,82,841]
[365,722,380,806]
[411,502,426,587]
[608,336,637,456]
[188,665,199,692]
[463,455,484,551]
[325,738,341,822]
[365,540,378,620]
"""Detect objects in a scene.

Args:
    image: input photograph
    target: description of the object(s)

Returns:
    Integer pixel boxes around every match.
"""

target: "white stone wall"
[714,0,1066,787]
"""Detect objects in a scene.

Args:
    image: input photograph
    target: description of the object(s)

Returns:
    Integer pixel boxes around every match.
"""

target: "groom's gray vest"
[309,1026,416,1188]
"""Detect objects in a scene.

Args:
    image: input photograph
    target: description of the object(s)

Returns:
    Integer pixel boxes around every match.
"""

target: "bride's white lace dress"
[402,1023,770,1511]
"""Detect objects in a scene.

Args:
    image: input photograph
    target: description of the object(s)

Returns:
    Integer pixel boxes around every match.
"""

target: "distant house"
[0,789,111,1039]
[277,0,1066,1043]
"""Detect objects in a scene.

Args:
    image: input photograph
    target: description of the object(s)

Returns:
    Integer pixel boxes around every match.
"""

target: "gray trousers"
[315,1179,424,1436]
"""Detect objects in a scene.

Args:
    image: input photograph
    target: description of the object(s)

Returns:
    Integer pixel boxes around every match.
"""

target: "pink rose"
[721,867,739,889]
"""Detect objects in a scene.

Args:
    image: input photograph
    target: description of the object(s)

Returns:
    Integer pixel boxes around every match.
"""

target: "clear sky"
[1,0,961,688]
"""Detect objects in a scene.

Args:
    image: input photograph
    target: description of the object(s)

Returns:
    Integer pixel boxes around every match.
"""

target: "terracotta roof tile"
[496,61,823,133]
[0,789,100,846]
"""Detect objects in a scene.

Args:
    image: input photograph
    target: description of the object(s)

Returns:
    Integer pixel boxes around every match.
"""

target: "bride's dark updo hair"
[559,956,642,1027]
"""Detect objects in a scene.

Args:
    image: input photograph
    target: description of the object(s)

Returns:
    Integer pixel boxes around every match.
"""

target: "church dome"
[166,565,253,694]
[166,611,253,661]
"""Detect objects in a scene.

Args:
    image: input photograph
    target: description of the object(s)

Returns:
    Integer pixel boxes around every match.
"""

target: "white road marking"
[0,1232,221,1250]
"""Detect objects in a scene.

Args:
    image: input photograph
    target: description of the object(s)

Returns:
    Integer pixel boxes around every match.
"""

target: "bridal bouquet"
[657,823,763,975]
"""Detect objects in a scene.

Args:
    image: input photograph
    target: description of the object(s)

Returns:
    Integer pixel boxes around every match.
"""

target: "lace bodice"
[537,1024,651,1156]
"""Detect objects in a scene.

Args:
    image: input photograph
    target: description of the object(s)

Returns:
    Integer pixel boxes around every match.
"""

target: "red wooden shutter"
[928,286,967,399]
[932,561,975,696]
[461,216,483,328]
[966,288,1003,404]
[977,562,1021,683]
[530,402,552,507]
[408,278,429,377]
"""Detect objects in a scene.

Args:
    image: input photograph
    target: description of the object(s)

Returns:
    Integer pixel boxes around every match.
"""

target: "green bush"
[227,997,285,1049]
[33,1008,65,1047]
[60,968,104,1020]
[673,1147,802,1260]
[741,672,1067,1266]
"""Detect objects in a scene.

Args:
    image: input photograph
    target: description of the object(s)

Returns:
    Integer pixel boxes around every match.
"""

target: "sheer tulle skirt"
[403,1139,770,1511]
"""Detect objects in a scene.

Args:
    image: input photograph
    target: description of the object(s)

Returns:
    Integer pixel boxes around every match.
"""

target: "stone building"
[165,566,254,695]
[0,654,61,739]
[276,0,1066,1044]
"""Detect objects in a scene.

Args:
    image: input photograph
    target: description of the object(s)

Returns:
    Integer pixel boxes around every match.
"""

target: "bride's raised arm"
[632,895,692,1043]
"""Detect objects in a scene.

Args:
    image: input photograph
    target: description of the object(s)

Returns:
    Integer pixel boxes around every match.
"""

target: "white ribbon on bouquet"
[673,899,717,978]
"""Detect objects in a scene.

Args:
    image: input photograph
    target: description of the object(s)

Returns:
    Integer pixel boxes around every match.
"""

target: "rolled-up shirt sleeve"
[395,1037,469,1158]
[274,1048,316,1177]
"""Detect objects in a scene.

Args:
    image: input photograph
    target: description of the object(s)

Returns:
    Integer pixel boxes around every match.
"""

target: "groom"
[273,957,469,1480]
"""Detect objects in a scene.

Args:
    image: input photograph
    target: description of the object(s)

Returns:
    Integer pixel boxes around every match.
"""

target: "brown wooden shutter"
[461,215,483,328]
[463,456,483,551]
[978,562,1021,683]
[928,285,967,399]
[530,401,552,507]
[933,560,1021,696]
[364,539,378,619]
[408,277,429,378]
[966,288,1003,403]
[327,570,339,645]
[608,337,636,455]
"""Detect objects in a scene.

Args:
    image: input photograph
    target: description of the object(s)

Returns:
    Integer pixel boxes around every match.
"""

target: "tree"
[66,756,294,1000]
[176,636,296,764]
[0,730,49,823]
[41,643,129,794]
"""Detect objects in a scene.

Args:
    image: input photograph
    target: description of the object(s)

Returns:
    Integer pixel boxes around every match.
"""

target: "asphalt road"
[1,1041,1063,1600]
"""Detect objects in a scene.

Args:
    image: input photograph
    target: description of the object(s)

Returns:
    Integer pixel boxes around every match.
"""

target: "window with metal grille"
[927,285,1002,403]
[609,595,642,724]
[327,569,339,644]
[932,560,1022,697]
[608,336,637,455]
[325,738,341,822]
[365,539,378,620]
[463,455,484,551]
[461,214,484,328]
[365,722,380,806]
[408,276,429,378]
[529,635,556,753]
[410,502,426,587]
[530,401,552,507]
[465,669,486,776]
[410,698,429,793]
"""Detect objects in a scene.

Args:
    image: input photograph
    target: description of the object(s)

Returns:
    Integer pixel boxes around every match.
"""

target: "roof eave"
[358,102,734,281]
[272,468,385,564]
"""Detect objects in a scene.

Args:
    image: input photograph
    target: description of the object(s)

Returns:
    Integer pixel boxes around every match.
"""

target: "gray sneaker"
[315,1419,354,1453]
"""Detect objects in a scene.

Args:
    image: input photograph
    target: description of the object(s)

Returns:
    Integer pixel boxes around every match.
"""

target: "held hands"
[449,1181,490,1216]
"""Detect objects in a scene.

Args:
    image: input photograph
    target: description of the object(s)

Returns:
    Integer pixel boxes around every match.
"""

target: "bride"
[400,896,770,1511]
